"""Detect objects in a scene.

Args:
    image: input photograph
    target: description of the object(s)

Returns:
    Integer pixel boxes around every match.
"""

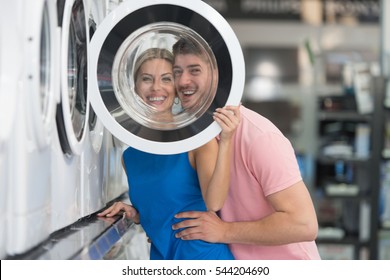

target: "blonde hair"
[133,48,174,83]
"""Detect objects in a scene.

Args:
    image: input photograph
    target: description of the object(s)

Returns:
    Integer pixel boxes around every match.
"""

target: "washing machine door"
[0,1,21,149]
[24,0,58,150]
[87,0,105,153]
[89,0,244,155]
[57,0,90,155]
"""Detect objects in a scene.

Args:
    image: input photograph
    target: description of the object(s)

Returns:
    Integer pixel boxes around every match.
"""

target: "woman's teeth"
[148,96,165,102]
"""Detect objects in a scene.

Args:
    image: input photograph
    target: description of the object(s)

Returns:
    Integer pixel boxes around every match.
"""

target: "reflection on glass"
[88,17,98,131]
[40,2,50,121]
[67,0,88,140]
[112,22,218,131]
[68,20,78,135]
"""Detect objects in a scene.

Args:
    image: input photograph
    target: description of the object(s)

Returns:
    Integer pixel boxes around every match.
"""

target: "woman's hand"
[97,201,140,224]
[213,105,241,142]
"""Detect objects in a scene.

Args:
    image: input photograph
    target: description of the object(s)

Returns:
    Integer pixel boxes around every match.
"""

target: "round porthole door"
[25,0,58,150]
[57,0,89,156]
[89,0,244,154]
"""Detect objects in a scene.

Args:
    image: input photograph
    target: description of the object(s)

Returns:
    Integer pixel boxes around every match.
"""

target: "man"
[172,37,321,260]
[172,37,217,112]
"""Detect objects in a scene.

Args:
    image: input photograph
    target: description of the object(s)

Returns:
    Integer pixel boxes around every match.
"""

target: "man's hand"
[172,211,227,243]
[97,201,140,224]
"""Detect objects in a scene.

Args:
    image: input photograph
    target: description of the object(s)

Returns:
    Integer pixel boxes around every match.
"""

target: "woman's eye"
[142,76,152,82]
[162,76,173,82]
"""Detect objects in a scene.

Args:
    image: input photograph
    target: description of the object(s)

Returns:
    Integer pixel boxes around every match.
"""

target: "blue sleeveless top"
[122,146,234,260]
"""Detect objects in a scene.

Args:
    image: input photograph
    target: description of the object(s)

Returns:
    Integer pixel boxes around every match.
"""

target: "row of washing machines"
[0,0,129,258]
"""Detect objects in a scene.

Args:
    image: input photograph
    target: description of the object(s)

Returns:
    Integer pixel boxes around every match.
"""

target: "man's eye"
[190,68,201,75]
[173,70,182,76]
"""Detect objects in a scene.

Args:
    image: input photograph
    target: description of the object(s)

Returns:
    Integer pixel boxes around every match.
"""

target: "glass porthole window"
[67,21,79,137]
[88,17,98,132]
[25,0,57,149]
[40,2,51,122]
[68,5,88,141]
[57,0,89,156]
[112,22,218,131]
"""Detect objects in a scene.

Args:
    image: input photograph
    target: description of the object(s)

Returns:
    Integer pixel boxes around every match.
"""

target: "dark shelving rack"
[371,76,390,259]
[314,76,385,259]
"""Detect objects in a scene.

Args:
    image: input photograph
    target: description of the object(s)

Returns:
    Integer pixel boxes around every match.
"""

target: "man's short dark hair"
[172,37,204,58]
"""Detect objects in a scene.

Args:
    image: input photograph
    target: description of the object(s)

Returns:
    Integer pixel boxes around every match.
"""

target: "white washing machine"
[99,0,130,206]
[51,0,90,232]
[89,0,245,155]
[79,0,108,217]
[105,0,122,15]
[89,0,107,24]
[102,133,128,203]
[6,0,59,255]
[0,1,19,258]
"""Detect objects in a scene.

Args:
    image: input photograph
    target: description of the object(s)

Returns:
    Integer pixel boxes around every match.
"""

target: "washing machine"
[89,0,107,24]
[89,0,245,155]
[105,0,122,15]
[51,0,90,232]
[5,0,59,255]
[0,1,20,258]
[103,0,131,206]
[102,133,128,203]
[78,0,108,217]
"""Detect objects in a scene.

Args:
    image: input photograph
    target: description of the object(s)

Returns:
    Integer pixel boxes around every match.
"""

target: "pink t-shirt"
[219,106,321,260]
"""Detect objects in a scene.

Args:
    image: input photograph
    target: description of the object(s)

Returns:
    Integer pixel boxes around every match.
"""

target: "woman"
[132,48,178,128]
[98,48,240,260]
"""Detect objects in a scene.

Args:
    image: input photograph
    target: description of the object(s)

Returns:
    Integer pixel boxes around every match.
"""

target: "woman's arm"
[194,106,240,212]
[97,154,140,223]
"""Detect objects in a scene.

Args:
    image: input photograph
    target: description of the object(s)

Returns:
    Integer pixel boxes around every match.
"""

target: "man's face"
[173,54,211,110]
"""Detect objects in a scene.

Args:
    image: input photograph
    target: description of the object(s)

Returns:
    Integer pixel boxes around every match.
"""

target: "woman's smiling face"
[135,58,176,114]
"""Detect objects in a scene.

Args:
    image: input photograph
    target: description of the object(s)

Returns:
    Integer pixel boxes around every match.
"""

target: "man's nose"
[177,71,191,86]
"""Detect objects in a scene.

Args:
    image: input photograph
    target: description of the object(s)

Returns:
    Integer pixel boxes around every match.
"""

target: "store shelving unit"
[313,77,384,260]
[374,77,390,259]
